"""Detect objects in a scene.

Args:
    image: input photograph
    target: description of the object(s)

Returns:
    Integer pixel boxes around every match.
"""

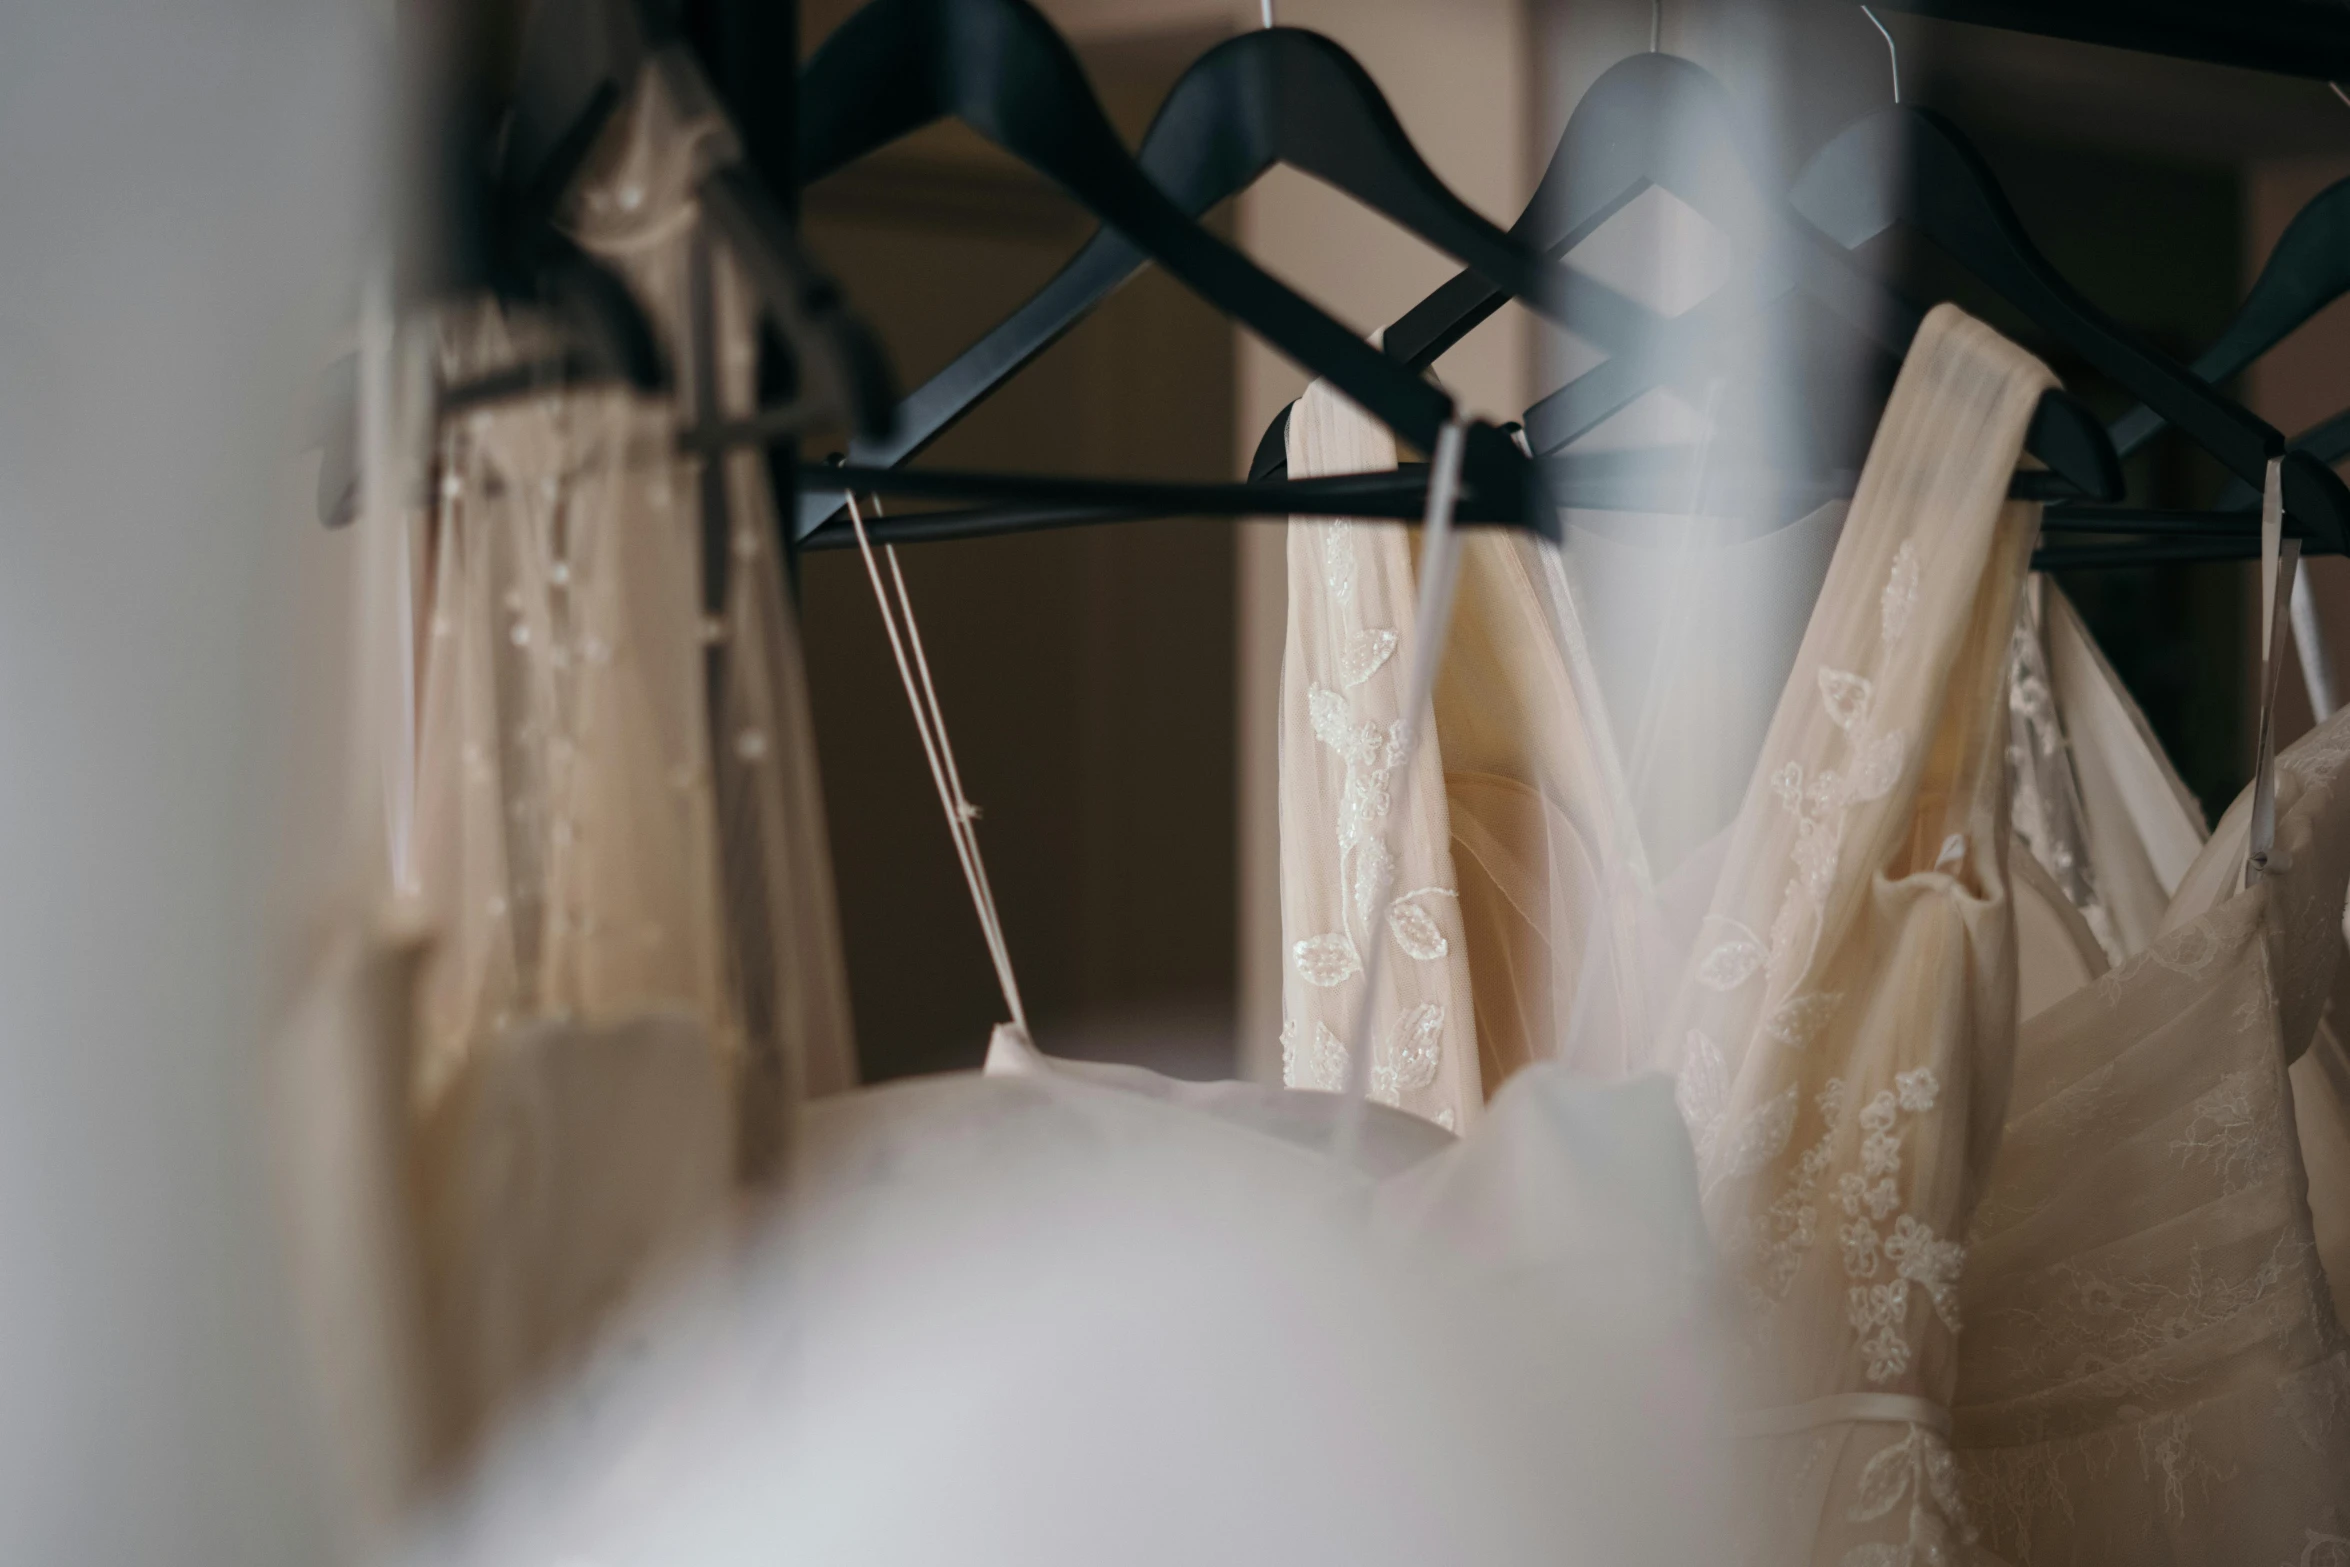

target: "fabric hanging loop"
[2248,457,2300,886]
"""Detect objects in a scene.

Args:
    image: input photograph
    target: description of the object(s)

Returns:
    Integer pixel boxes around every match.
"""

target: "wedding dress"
[405,1049,1739,1567]
[1280,303,2350,1561]
[401,419,1741,1563]
[1962,579,2350,1561]
[283,60,857,1489]
[1277,392,1848,1130]
[411,62,855,1136]
[1281,303,2047,1561]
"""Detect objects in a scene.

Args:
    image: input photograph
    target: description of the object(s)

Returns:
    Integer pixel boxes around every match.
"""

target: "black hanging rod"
[796,467,2297,562]
[1855,1,2350,84]
[2033,536,2331,570]
[791,455,2083,543]
[794,462,1538,528]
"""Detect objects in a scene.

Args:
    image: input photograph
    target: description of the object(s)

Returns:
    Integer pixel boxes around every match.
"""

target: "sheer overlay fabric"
[1278,304,2058,1563]
[372,64,852,1460]
[412,68,853,1132]
[406,1058,1739,1567]
[1276,383,1489,1131]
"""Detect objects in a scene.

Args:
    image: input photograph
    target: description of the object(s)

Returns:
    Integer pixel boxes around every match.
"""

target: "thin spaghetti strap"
[2248,457,2298,887]
[843,492,1028,1031]
[881,537,1025,1026]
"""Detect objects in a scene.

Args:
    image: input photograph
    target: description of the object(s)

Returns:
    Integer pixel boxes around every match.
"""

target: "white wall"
[0,5,376,1561]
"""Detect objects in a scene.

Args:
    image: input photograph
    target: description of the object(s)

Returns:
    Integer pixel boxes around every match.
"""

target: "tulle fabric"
[403,1059,1739,1567]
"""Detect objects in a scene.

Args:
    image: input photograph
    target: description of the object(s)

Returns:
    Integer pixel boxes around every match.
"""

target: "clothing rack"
[1861,0,2350,83]
[403,1,2350,579]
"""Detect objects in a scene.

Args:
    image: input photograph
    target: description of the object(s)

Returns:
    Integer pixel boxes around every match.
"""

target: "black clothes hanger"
[1249,50,2120,509]
[1789,106,2350,555]
[790,0,1547,537]
[791,24,1569,541]
[2108,175,2350,459]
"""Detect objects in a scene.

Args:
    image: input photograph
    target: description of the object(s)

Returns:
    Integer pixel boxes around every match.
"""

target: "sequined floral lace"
[1277,384,1473,1132]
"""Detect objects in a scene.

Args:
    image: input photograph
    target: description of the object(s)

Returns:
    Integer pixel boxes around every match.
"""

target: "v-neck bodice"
[1280,303,2059,1563]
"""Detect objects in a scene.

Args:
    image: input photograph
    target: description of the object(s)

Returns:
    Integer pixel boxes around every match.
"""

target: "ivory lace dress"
[287,62,857,1479]
[1970,580,2350,1561]
[1282,304,2045,1561]
[1278,303,2350,1562]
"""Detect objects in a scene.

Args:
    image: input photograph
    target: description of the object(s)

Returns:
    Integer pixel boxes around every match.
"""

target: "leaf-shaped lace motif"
[1698,938,1767,991]
[1762,991,1843,1050]
[1676,1030,1730,1149]
[1322,520,1356,604]
[1372,1002,1443,1101]
[1293,932,1361,987]
[1308,684,1375,764]
[1849,1427,1917,1523]
[1339,627,1398,688]
[1279,1018,1351,1092]
[1719,1084,1799,1180]
[1352,839,1396,931]
[1852,728,1906,801]
[1387,897,1449,960]
[1819,667,1874,731]
[1880,540,1920,647]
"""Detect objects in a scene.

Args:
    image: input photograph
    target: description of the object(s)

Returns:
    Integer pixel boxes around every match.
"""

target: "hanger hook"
[1650,0,1661,53]
[1260,0,1273,27]
[1860,6,1900,104]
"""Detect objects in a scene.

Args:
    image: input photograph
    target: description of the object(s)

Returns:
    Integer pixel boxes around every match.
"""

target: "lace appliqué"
[1280,1017,1349,1092]
[2172,1065,2288,1193]
[1285,511,1457,1117]
[1322,519,1356,604]
[1727,1076,1847,1308]
[1833,1074,1963,1382]
[1720,653,1908,1022]
[1709,546,1950,1371]
[2095,898,2244,1006]
[2004,585,2123,963]
[1986,1231,2319,1416]
[1678,1029,1732,1160]
[1338,627,1397,688]
[1880,540,1920,647]
[1840,1421,1977,1567]
[1278,1004,1445,1107]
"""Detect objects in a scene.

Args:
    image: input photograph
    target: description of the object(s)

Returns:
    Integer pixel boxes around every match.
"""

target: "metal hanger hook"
[1260,0,1273,28]
[1650,0,1661,53]
[1861,5,1900,105]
